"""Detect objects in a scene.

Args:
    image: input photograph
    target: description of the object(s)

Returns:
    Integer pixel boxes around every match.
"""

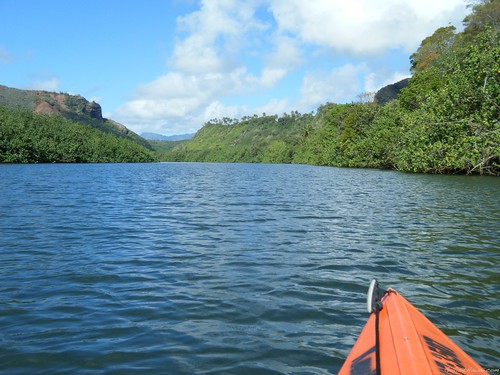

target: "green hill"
[160,112,314,163]
[0,85,156,163]
[0,84,151,150]
[0,106,156,163]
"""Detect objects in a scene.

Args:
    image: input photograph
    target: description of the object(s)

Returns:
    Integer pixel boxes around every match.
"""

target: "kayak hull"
[339,289,487,375]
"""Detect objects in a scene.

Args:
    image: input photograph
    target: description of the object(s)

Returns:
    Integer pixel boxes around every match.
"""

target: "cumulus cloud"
[246,67,287,88]
[169,0,262,74]
[114,0,468,135]
[299,64,368,109]
[115,0,290,134]
[269,0,467,54]
[203,100,241,121]
[256,98,292,117]
[115,67,260,133]
[298,64,413,109]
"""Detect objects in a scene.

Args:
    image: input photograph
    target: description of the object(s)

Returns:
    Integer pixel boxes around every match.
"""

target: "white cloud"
[119,97,201,120]
[268,0,467,54]
[170,34,228,74]
[203,100,241,121]
[256,98,291,117]
[298,64,412,109]
[169,0,262,74]
[115,69,244,134]
[114,0,289,134]
[299,64,368,108]
[266,33,304,71]
[246,67,287,88]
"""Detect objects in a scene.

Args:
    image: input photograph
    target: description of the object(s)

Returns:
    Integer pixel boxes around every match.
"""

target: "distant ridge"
[141,132,194,141]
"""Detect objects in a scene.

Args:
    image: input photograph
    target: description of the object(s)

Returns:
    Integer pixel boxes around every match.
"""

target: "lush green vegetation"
[149,139,190,159]
[161,112,313,163]
[0,106,156,163]
[160,1,499,175]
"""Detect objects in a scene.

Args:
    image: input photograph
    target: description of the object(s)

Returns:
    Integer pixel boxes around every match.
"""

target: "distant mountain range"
[141,132,194,141]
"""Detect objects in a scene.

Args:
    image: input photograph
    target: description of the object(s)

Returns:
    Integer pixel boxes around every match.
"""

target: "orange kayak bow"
[339,280,488,375]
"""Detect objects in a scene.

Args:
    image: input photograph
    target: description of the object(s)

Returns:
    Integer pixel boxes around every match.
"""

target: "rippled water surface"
[0,163,498,374]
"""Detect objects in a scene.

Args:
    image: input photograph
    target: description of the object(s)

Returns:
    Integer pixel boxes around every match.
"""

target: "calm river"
[0,163,498,374]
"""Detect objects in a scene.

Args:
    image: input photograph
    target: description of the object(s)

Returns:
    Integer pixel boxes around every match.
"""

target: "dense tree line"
[161,1,499,175]
[0,107,156,163]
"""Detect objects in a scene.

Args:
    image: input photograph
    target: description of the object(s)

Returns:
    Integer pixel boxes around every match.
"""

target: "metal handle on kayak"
[368,279,383,375]
[367,279,382,313]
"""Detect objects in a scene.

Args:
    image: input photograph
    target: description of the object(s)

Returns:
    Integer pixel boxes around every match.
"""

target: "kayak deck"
[339,287,487,375]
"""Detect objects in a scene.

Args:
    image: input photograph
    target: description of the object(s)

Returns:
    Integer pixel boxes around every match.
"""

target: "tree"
[410,26,456,73]
[463,0,500,39]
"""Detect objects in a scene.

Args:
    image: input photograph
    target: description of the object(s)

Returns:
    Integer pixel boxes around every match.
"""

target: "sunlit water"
[0,163,498,374]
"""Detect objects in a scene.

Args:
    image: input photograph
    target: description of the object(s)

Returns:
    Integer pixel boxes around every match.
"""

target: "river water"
[0,163,498,374]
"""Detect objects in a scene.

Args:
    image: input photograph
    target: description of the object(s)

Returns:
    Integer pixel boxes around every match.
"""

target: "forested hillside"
[160,0,499,175]
[160,112,313,163]
[0,85,157,163]
[0,85,150,150]
[0,107,156,163]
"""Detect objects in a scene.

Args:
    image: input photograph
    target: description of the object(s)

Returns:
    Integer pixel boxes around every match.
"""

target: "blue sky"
[0,0,468,135]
